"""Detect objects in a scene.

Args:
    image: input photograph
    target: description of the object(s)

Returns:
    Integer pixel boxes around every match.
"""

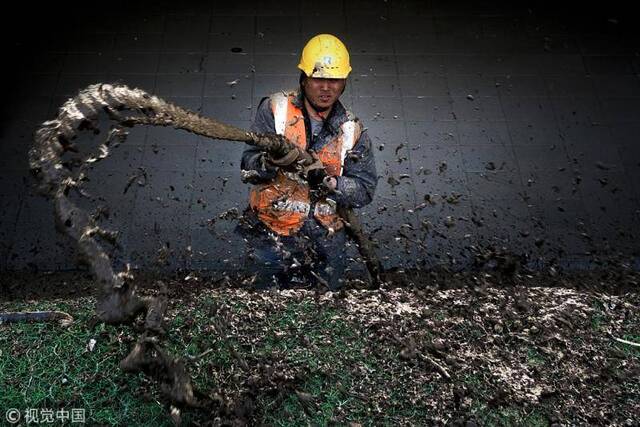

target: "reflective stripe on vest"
[249,91,359,235]
[339,120,357,175]
[272,92,289,136]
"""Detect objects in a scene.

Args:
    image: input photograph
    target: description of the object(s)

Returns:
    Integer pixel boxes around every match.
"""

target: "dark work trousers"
[240,216,347,291]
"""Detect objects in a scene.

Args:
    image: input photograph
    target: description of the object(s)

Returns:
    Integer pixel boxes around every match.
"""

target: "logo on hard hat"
[323,56,333,65]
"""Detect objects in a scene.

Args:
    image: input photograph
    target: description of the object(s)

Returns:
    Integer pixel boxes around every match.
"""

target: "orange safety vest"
[249,91,361,236]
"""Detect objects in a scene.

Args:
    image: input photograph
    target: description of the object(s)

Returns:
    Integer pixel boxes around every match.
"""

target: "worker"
[238,34,378,290]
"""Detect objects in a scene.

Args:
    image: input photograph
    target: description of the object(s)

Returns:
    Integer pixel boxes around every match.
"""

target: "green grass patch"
[0,299,171,426]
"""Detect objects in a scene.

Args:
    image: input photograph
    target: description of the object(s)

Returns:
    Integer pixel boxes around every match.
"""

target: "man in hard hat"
[239,34,378,290]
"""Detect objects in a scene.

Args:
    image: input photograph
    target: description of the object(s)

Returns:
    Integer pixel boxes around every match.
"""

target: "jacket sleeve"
[332,128,378,208]
[240,97,278,184]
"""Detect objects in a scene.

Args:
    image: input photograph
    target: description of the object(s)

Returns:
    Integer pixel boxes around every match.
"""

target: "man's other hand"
[267,147,306,170]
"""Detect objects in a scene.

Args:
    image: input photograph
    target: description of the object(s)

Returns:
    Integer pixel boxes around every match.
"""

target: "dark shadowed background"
[1,0,638,275]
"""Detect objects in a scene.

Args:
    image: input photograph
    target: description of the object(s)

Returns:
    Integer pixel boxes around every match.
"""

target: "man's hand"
[323,176,337,191]
[266,146,307,171]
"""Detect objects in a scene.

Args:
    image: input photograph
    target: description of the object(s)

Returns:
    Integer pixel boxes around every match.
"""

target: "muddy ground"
[1,269,638,425]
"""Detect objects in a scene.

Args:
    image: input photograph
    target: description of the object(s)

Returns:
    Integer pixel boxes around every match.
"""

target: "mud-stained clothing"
[238,89,377,289]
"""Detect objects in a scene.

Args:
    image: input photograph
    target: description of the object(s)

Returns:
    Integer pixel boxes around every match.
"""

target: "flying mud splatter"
[27,83,306,415]
[27,83,384,421]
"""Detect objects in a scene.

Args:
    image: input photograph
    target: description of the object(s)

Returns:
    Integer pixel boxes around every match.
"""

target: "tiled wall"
[1,1,639,272]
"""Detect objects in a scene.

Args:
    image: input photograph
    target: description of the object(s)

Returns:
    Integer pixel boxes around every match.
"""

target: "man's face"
[302,77,346,111]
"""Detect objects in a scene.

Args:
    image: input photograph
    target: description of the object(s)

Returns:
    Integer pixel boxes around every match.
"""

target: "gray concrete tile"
[583,55,635,75]
[565,143,626,175]
[18,53,66,74]
[5,5,640,273]
[108,53,159,74]
[495,75,547,96]
[343,33,395,55]
[204,75,253,98]
[254,75,298,97]
[513,145,572,174]
[390,2,434,18]
[447,74,498,97]
[534,54,586,75]
[142,144,197,171]
[593,75,640,98]
[202,96,253,122]
[400,75,449,97]
[65,33,114,54]
[500,96,556,124]
[204,53,254,74]
[521,169,581,201]
[451,96,504,122]
[113,33,163,53]
[406,121,458,146]
[300,17,347,39]
[63,53,111,74]
[7,194,77,271]
[146,125,200,149]
[545,75,595,97]
[433,34,490,55]
[158,53,207,74]
[359,205,419,269]
[364,120,407,150]
[86,143,145,176]
[119,15,165,33]
[189,173,245,238]
[393,33,440,55]
[374,161,417,203]
[351,54,397,76]
[132,170,195,220]
[155,73,206,97]
[195,134,248,172]
[208,34,254,54]
[461,144,519,174]
[300,0,344,16]
[14,74,58,98]
[256,16,301,35]
[190,230,245,270]
[253,53,299,73]
[0,172,26,254]
[212,3,256,15]
[413,174,469,220]
[610,123,640,147]
[526,195,590,228]
[351,75,401,98]
[412,145,466,187]
[560,125,618,162]
[68,15,120,34]
[165,13,211,35]
[396,54,447,75]
[210,16,255,34]
[403,96,455,121]
[600,97,640,123]
[578,34,638,56]
[552,96,605,126]
[162,33,208,53]
[506,120,564,146]
[458,122,510,146]
[417,207,476,243]
[254,0,299,15]
[352,96,404,121]
[465,171,524,200]
[255,33,304,55]
[345,0,389,16]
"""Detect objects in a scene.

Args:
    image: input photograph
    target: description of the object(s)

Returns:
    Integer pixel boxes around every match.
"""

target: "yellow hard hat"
[298,34,352,79]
